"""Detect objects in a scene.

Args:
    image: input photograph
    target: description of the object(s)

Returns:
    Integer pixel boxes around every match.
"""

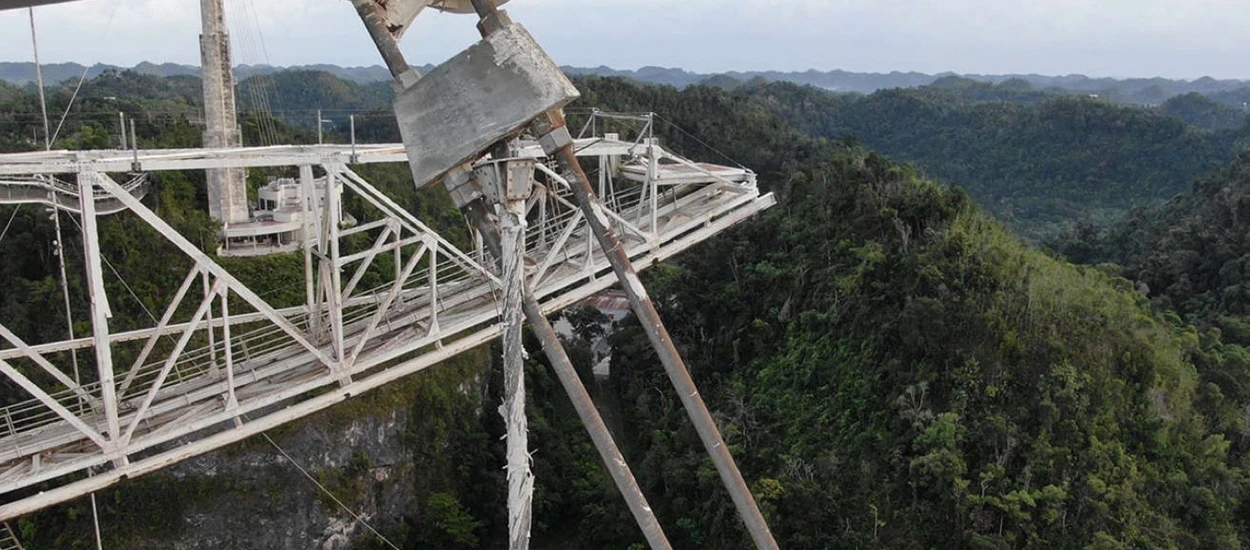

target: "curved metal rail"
[0,174,149,215]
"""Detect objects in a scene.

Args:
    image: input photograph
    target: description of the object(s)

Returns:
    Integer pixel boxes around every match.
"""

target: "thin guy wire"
[652,113,747,169]
[0,206,20,244]
[259,431,402,550]
[49,0,123,147]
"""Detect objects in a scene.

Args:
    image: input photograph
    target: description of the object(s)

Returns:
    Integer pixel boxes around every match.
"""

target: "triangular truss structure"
[0,125,774,521]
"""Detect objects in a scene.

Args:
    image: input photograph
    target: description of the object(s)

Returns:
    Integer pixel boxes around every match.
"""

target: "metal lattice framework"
[0,523,22,550]
[0,128,775,520]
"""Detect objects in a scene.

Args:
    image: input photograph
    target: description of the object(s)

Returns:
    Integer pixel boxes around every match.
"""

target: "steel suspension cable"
[48,0,123,148]
[28,8,49,150]
[652,113,747,169]
[89,493,102,550]
[51,203,82,398]
[65,212,165,328]
[0,207,18,244]
[242,0,285,146]
[226,0,281,146]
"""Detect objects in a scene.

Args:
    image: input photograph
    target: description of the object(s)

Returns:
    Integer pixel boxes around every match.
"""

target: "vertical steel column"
[462,31,535,547]
[324,167,347,377]
[77,172,123,461]
[300,165,320,337]
[647,132,659,241]
[455,42,534,550]
[428,244,441,337]
[219,285,238,412]
[204,271,219,379]
[531,112,779,550]
[27,8,49,151]
[51,192,81,409]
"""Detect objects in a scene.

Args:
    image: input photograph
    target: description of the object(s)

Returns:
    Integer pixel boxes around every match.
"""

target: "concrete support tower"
[200,0,248,227]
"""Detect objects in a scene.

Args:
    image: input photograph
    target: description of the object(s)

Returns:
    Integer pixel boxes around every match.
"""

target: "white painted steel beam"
[77,173,122,457]
[0,0,78,10]
[0,139,632,176]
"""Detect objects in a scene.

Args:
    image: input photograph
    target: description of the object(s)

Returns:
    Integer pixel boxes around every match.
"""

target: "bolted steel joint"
[530,114,561,138]
[473,159,535,206]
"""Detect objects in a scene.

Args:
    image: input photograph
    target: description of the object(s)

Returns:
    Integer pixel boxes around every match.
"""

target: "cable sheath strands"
[500,198,534,549]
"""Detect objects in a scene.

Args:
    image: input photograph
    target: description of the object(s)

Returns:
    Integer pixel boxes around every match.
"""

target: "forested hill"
[2,72,1250,548]
[21,67,1246,244]
[1061,151,1250,343]
[7,60,1250,104]
[229,70,1250,242]
[563,76,1250,549]
[745,79,1250,239]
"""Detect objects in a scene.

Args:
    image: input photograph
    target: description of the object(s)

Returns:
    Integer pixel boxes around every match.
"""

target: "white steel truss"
[0,131,775,521]
[0,522,23,550]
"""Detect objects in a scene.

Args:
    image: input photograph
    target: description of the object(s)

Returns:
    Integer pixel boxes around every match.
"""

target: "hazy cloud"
[0,0,1246,79]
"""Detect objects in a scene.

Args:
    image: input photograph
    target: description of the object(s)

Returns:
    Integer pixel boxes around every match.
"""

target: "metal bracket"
[474,159,536,207]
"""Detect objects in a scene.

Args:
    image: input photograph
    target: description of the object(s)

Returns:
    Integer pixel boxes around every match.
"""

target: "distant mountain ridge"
[3,61,1249,104]
[0,61,398,86]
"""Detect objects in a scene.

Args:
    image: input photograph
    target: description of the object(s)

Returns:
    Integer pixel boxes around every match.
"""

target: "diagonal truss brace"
[0,324,98,409]
[0,358,108,449]
[89,172,340,372]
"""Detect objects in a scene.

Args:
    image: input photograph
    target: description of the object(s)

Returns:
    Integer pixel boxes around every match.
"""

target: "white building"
[221,176,354,256]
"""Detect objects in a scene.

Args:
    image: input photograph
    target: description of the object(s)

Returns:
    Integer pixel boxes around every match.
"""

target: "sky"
[0,0,1248,80]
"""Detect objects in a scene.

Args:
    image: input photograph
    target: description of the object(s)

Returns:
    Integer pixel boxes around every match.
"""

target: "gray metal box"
[394,23,580,190]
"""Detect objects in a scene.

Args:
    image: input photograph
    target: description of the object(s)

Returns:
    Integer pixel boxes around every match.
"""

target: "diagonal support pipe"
[531,111,780,550]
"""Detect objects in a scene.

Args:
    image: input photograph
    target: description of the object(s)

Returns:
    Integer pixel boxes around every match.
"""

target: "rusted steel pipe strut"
[348,0,417,87]
[530,111,781,550]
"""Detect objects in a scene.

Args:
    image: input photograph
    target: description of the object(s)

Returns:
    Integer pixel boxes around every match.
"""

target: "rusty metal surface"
[364,0,512,38]
[533,113,782,550]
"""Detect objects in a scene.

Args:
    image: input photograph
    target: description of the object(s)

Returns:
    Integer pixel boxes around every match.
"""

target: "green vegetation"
[609,149,1248,548]
[236,69,393,129]
[1055,153,1250,436]
[531,77,1249,549]
[1059,151,1250,332]
[743,79,1250,239]
[1162,93,1250,131]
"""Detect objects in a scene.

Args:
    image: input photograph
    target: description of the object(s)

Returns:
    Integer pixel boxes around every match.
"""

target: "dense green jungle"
[2,70,1250,548]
